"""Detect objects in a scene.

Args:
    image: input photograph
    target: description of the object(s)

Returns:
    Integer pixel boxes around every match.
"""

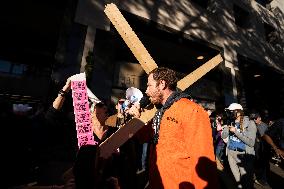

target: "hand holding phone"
[228,125,236,133]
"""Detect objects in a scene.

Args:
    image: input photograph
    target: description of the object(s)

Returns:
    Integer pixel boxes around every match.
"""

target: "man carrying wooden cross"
[127,67,218,189]
[92,3,220,188]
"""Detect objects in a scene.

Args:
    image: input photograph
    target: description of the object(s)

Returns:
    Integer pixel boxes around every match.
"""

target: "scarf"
[152,91,192,144]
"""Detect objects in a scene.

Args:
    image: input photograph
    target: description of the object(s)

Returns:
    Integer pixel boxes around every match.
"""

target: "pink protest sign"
[77,123,92,134]
[70,73,97,148]
[72,91,88,101]
[77,133,98,147]
[75,111,91,124]
[71,80,87,91]
[73,101,89,113]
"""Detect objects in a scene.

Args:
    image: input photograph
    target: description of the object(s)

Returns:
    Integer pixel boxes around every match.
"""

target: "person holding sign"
[51,77,118,143]
[46,76,120,189]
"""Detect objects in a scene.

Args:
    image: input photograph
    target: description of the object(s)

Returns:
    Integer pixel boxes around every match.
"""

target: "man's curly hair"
[149,67,178,90]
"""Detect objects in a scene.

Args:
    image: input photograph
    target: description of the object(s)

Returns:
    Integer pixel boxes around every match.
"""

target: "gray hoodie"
[222,116,257,155]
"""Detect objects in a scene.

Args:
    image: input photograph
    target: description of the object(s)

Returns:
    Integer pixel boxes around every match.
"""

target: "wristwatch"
[58,89,67,97]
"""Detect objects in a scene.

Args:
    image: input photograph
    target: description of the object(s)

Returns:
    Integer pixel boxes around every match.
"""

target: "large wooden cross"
[99,3,223,158]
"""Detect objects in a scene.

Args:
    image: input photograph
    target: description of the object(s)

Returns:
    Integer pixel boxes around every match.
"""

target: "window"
[255,0,272,9]
[0,60,11,73]
[233,5,251,29]
[191,0,210,9]
[0,59,27,75]
[264,23,276,42]
[263,23,282,52]
[12,64,26,75]
[207,0,218,14]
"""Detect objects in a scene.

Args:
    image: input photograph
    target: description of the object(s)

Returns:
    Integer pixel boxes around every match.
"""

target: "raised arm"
[53,78,71,110]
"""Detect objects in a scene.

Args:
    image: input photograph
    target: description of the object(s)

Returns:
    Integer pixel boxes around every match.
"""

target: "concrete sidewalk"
[217,158,284,189]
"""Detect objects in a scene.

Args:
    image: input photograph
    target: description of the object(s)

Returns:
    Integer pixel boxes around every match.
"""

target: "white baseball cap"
[226,103,243,111]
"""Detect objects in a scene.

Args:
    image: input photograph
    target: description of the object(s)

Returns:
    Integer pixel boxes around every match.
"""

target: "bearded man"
[131,67,218,189]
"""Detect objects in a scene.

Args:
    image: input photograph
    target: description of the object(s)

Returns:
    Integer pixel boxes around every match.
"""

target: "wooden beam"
[100,104,156,158]
[104,3,158,74]
[177,54,223,91]
[100,3,224,159]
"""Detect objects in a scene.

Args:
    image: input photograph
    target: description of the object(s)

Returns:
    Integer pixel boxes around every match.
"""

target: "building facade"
[1,0,284,116]
[72,0,284,116]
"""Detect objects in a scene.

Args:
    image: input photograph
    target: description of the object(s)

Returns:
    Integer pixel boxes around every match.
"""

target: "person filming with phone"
[221,103,257,189]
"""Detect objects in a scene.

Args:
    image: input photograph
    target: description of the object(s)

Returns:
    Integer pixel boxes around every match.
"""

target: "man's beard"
[149,89,163,105]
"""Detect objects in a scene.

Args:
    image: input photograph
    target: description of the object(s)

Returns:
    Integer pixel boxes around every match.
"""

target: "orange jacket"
[139,98,218,189]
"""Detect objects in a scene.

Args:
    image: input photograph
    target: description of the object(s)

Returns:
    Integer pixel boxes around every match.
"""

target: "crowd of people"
[2,67,284,189]
[210,103,284,188]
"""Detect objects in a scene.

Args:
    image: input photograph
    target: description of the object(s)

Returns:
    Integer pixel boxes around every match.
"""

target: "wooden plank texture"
[104,3,158,74]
